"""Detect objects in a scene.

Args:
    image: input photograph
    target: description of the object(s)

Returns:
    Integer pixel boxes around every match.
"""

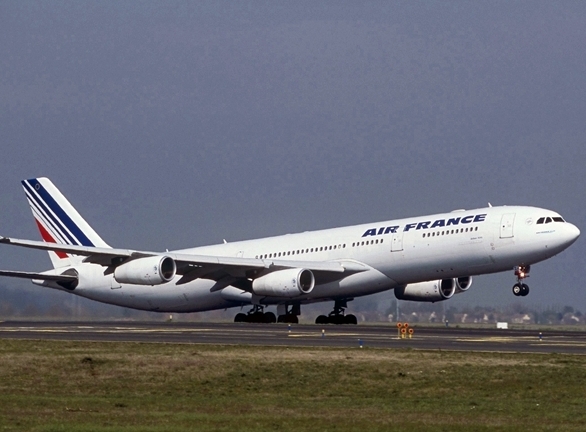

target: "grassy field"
[0,340,585,431]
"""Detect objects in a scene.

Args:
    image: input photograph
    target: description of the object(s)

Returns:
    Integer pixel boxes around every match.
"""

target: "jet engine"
[455,276,472,293]
[114,256,176,286]
[394,279,456,302]
[252,268,315,297]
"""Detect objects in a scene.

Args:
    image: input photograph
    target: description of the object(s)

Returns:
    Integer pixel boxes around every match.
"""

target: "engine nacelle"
[252,268,315,297]
[114,256,176,286]
[394,279,456,302]
[455,276,472,293]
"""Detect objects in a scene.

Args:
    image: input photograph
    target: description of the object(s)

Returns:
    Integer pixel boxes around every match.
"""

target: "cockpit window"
[537,216,565,224]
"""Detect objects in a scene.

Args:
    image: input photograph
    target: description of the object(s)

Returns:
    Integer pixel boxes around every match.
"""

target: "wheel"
[264,312,277,323]
[234,313,247,323]
[521,284,530,297]
[329,314,345,325]
[512,283,522,296]
[344,314,358,325]
[315,315,328,324]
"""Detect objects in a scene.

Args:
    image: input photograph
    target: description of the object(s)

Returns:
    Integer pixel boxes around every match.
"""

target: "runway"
[1,321,586,354]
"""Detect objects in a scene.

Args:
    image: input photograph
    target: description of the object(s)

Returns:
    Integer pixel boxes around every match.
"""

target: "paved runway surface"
[1,321,586,354]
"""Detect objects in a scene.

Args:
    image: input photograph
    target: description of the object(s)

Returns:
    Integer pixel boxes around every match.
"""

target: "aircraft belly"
[384,234,496,283]
[76,277,238,313]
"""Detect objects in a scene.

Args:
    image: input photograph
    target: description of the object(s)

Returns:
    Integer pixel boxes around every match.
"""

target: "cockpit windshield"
[536,216,565,224]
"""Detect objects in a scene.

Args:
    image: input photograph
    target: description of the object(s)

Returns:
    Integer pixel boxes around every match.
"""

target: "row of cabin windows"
[254,238,386,260]
[352,239,383,247]
[537,216,564,224]
[255,244,347,259]
[422,226,478,238]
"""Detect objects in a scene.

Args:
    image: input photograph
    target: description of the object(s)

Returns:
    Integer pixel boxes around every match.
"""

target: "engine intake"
[114,256,176,286]
[394,279,456,302]
[252,268,315,297]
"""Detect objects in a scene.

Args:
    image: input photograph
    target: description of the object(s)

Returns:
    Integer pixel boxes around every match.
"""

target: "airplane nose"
[566,223,580,244]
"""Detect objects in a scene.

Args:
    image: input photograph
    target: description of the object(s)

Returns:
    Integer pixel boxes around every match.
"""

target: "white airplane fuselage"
[41,205,579,312]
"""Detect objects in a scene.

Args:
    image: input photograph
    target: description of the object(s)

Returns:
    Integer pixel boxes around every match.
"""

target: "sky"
[0,1,585,315]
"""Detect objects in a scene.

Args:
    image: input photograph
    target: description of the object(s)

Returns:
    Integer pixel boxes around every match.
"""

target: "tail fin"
[21,177,110,268]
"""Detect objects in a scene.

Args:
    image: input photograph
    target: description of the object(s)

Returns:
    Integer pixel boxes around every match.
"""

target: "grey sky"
[1,1,584,312]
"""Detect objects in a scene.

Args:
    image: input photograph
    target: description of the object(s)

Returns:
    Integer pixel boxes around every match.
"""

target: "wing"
[0,236,367,286]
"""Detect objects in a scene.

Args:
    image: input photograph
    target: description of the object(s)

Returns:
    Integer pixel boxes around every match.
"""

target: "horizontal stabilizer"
[0,270,77,282]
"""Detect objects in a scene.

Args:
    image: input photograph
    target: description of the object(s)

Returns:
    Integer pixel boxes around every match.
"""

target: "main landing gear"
[234,305,276,323]
[315,299,357,325]
[277,304,300,324]
[512,265,530,297]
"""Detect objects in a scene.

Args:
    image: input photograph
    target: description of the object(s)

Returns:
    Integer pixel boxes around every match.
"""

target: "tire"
[512,283,522,296]
[521,284,530,297]
[234,313,247,323]
[329,315,345,325]
[345,314,358,325]
[280,315,299,324]
[315,315,328,325]
[264,312,277,323]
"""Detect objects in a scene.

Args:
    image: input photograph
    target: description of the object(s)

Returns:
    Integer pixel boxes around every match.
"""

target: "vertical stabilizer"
[21,178,111,268]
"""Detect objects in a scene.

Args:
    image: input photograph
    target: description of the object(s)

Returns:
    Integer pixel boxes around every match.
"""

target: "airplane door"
[500,213,515,238]
[391,231,404,252]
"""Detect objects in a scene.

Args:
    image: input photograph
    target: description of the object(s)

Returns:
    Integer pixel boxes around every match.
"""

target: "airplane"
[0,177,580,324]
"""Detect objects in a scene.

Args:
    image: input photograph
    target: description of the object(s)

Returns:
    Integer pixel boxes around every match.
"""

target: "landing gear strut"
[315,299,357,325]
[512,265,530,297]
[277,304,300,324]
[234,305,276,323]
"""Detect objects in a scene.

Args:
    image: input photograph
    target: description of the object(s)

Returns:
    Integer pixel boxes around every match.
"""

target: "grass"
[0,340,585,431]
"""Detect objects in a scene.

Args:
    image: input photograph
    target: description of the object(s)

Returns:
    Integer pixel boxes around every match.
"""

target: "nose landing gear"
[512,265,530,297]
